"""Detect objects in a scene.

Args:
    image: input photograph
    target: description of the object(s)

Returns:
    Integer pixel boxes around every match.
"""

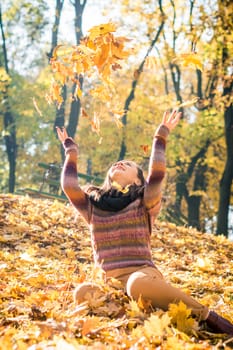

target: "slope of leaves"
[0,194,233,349]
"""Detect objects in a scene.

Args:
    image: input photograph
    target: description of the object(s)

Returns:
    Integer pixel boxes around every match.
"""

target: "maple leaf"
[126,299,145,320]
[168,301,196,334]
[144,313,171,338]
[81,316,102,336]
[88,22,116,41]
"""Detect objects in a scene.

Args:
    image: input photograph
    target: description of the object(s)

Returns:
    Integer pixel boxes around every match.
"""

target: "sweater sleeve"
[61,138,90,223]
[143,124,169,218]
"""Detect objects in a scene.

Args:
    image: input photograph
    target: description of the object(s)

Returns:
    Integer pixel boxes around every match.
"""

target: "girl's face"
[108,161,141,188]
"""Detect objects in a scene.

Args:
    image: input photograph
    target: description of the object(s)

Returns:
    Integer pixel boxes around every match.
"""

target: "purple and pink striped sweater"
[61,124,169,272]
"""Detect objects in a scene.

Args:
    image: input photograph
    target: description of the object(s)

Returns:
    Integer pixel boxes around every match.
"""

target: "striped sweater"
[61,124,169,271]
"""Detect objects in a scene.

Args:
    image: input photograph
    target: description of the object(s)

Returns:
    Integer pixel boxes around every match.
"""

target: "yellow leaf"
[173,53,203,71]
[144,313,171,338]
[74,84,82,99]
[176,97,199,108]
[127,299,145,319]
[52,45,74,59]
[168,301,196,334]
[112,181,130,194]
[88,22,116,40]
[90,85,110,102]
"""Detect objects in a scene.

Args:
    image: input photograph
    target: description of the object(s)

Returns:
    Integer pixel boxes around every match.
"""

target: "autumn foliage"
[46,22,203,133]
[0,194,233,349]
[45,23,130,131]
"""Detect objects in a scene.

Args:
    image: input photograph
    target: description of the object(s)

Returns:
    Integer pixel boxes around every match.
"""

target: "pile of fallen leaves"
[0,194,232,349]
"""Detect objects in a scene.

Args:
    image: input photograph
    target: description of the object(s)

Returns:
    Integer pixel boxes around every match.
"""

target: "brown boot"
[205,311,233,335]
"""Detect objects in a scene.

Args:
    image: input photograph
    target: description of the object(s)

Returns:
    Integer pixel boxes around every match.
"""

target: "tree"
[0,0,50,192]
[216,0,233,236]
[48,0,87,163]
[0,5,17,192]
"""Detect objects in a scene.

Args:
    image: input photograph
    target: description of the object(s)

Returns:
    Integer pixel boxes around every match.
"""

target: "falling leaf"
[81,108,90,118]
[91,113,100,134]
[88,22,116,40]
[140,144,149,155]
[145,56,158,71]
[74,84,82,99]
[47,22,131,131]
[32,97,43,116]
[176,97,199,108]
[173,53,203,71]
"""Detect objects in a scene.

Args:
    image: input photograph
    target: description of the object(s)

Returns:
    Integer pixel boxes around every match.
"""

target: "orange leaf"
[81,108,90,118]
[81,317,101,336]
[140,144,149,155]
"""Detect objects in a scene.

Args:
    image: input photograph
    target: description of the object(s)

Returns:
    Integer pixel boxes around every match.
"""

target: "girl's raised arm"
[144,110,181,218]
[56,127,90,223]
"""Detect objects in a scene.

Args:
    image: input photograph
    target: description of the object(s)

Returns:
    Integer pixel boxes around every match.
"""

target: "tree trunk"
[48,0,65,134]
[187,162,207,231]
[217,102,233,236]
[49,1,87,160]
[3,108,17,193]
[216,0,233,236]
[66,1,87,140]
[169,141,210,229]
[0,6,17,193]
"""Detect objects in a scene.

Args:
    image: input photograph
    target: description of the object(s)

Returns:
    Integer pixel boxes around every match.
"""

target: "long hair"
[86,160,146,200]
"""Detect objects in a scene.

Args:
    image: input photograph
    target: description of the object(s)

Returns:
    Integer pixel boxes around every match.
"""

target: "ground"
[0,194,233,349]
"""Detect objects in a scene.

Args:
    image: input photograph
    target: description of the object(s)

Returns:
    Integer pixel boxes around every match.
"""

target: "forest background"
[0,0,232,238]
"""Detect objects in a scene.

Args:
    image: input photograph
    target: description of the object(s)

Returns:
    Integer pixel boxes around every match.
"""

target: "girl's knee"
[126,271,146,299]
[126,267,164,300]
[73,282,103,304]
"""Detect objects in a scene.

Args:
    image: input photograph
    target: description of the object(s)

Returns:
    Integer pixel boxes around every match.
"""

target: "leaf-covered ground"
[0,194,233,350]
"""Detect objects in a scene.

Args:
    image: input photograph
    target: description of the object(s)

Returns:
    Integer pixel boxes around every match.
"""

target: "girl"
[57,109,233,335]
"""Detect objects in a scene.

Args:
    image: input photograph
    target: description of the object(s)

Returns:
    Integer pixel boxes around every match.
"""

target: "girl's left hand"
[56,127,69,143]
[162,109,182,131]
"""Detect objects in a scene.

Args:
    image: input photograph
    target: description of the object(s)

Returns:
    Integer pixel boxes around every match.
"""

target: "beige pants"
[74,265,209,321]
[106,265,209,320]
